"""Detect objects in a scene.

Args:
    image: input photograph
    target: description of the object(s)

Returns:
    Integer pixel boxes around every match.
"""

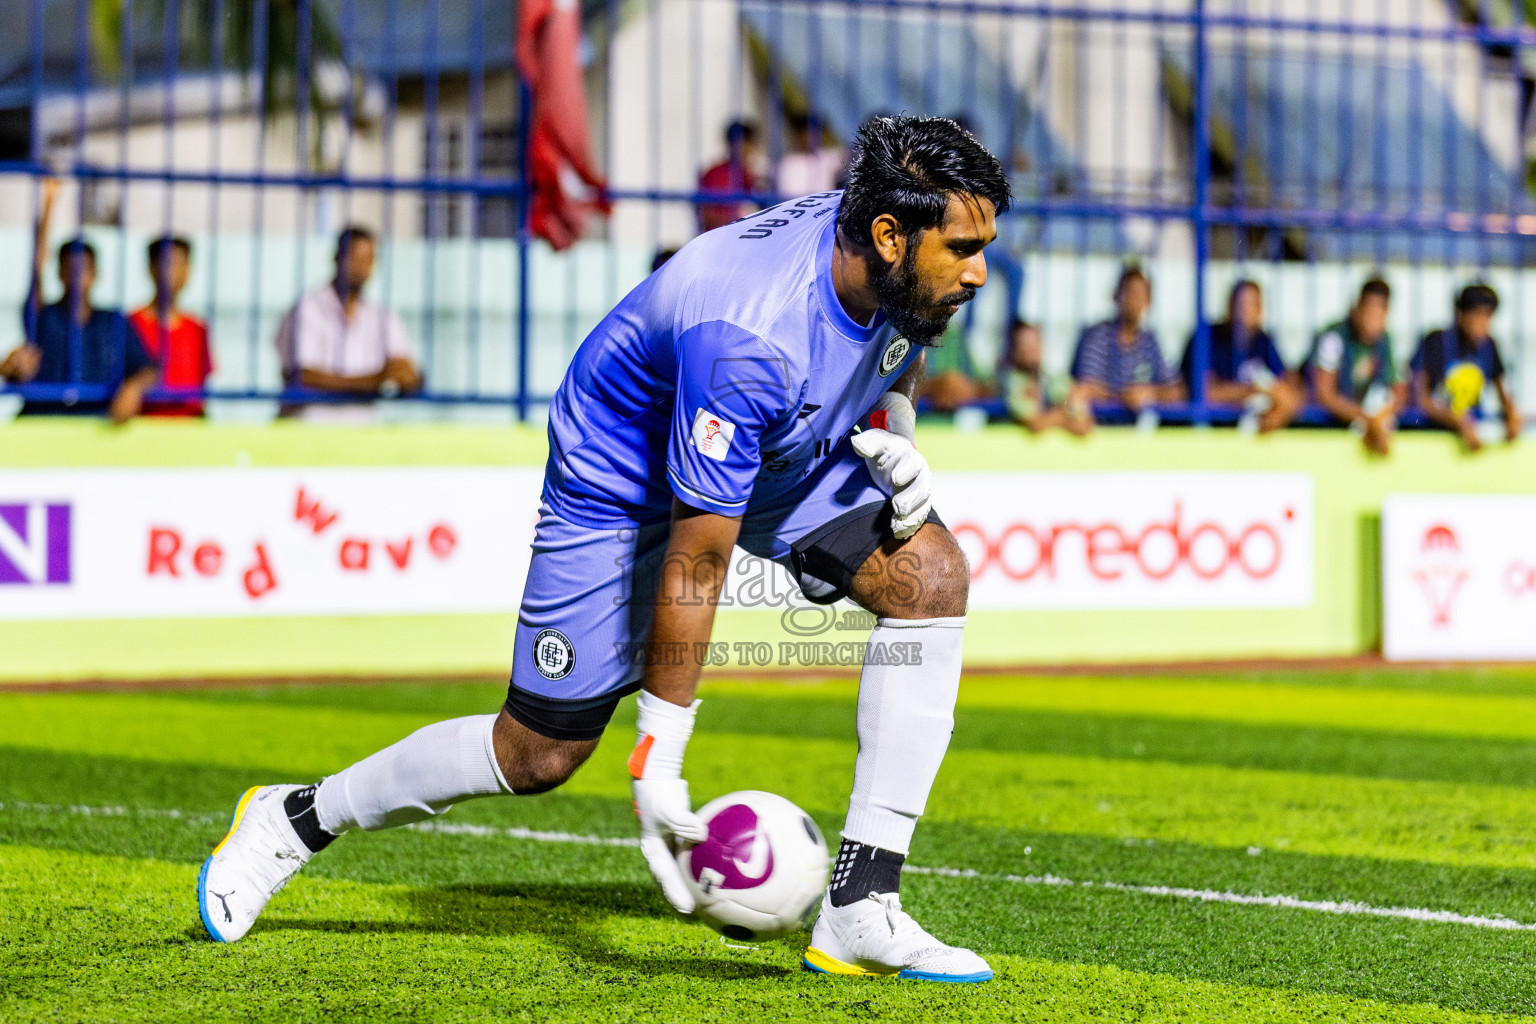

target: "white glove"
[852,428,933,540]
[630,690,709,915]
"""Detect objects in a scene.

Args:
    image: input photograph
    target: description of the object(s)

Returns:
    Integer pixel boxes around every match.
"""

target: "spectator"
[1410,283,1522,451]
[275,225,421,422]
[1071,265,1185,418]
[696,120,762,233]
[920,304,992,412]
[651,247,679,273]
[1003,319,1092,436]
[129,235,214,417]
[1305,277,1403,455]
[0,178,156,422]
[1181,279,1301,433]
[775,112,845,196]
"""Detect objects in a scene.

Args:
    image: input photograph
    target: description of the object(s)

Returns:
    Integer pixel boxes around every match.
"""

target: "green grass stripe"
[1154,666,1536,698]
[155,668,1536,718]
[594,734,1536,872]
[165,679,513,715]
[158,684,1536,792]
[0,693,446,778]
[5,844,1534,1022]
[5,692,1536,871]
[151,675,1536,792]
[147,679,1536,788]
[6,746,1536,923]
[696,694,1536,788]
[17,670,1536,794]
[705,675,1536,740]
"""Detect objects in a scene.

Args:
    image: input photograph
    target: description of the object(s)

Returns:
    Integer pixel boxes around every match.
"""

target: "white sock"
[315,714,511,833]
[842,615,965,856]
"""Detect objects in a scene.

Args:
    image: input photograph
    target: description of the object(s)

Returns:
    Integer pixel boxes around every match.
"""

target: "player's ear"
[870,214,905,268]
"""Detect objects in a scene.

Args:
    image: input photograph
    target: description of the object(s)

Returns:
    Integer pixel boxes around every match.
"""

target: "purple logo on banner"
[0,503,72,584]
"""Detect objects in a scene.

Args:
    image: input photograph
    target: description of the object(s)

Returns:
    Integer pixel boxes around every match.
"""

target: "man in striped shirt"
[1070,265,1184,419]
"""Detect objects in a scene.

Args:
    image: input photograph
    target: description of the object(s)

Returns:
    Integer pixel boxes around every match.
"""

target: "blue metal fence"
[0,0,1531,421]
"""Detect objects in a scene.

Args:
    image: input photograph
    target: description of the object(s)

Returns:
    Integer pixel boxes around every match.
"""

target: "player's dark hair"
[1360,277,1391,303]
[147,234,192,263]
[837,115,1011,247]
[1228,278,1260,308]
[1456,282,1498,313]
[335,224,375,258]
[725,119,757,145]
[56,236,96,267]
[1114,263,1149,298]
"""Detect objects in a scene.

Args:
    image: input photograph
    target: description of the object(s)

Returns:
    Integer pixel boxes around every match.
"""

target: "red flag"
[517,0,610,250]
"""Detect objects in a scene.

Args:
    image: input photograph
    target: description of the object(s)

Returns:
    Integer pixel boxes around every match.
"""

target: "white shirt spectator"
[276,284,413,422]
[776,148,846,197]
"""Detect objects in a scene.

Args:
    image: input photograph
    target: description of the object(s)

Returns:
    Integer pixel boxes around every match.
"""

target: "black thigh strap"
[789,500,945,606]
[503,679,641,742]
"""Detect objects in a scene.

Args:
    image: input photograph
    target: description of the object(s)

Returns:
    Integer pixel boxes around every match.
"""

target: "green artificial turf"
[3,669,1536,1023]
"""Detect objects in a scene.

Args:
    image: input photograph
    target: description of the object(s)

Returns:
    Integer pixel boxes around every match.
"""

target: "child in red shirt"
[130,235,213,417]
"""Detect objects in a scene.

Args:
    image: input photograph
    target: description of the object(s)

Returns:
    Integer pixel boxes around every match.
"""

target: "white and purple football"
[679,790,829,942]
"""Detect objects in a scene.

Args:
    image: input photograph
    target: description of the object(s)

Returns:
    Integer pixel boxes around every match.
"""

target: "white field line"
[407,820,643,847]
[6,800,1536,933]
[900,865,1536,932]
[0,799,224,823]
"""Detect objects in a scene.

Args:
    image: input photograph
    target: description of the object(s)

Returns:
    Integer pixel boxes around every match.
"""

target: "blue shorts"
[503,439,930,740]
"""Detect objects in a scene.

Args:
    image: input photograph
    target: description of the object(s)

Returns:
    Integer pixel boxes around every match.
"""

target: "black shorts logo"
[879,335,911,377]
[533,628,576,680]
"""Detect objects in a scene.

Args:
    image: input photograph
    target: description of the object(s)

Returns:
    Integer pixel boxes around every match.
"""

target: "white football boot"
[198,785,315,942]
[803,890,993,982]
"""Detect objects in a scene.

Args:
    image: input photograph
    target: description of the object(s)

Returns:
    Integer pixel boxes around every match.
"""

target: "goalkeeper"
[197,115,1009,984]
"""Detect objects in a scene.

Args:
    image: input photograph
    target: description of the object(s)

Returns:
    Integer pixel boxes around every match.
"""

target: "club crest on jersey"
[690,408,737,462]
[879,335,911,377]
[532,628,576,680]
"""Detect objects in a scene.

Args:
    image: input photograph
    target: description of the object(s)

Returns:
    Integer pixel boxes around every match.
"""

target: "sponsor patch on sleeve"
[690,408,737,462]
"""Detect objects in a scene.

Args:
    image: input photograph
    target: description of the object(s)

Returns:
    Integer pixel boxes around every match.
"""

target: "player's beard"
[872,242,976,345]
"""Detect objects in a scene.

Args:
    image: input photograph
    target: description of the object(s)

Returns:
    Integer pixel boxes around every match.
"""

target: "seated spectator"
[275,225,421,422]
[1003,319,1092,436]
[1181,279,1301,433]
[920,304,992,412]
[129,235,213,417]
[1305,277,1403,455]
[775,112,845,197]
[696,120,762,233]
[0,178,156,422]
[1410,283,1522,451]
[1071,265,1185,418]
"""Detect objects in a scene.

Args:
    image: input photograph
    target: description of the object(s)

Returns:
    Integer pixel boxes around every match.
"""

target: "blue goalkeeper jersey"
[542,191,920,528]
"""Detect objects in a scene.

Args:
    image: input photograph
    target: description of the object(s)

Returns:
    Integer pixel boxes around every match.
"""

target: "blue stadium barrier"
[0,0,1530,423]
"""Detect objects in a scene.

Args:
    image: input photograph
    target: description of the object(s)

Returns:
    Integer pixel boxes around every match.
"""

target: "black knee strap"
[789,501,945,606]
[502,680,640,742]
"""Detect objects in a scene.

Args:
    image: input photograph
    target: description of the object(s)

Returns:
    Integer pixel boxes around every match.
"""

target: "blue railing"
[1,0,1531,420]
